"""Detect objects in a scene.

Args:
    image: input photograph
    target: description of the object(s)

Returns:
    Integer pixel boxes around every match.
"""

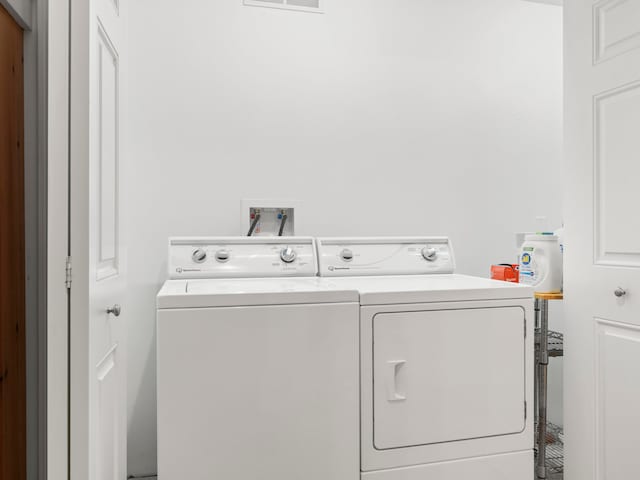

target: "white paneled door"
[564,1,640,479]
[70,0,127,478]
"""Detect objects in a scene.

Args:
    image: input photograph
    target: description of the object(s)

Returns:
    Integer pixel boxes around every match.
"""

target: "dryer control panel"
[168,237,318,279]
[316,237,455,276]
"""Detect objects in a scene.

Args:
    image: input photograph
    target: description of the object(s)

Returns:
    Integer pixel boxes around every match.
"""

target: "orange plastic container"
[491,264,519,283]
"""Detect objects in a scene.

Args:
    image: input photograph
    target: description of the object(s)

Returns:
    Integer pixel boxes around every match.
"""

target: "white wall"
[126,0,563,474]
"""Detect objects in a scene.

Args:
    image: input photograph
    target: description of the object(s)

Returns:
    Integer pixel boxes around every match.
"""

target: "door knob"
[614,288,626,298]
[106,304,121,316]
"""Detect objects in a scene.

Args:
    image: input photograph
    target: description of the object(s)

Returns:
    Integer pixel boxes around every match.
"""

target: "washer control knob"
[280,247,297,263]
[422,246,438,261]
[340,248,354,262]
[214,249,230,263]
[192,248,207,264]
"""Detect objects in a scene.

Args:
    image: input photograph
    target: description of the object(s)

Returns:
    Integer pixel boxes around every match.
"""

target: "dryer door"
[373,307,525,449]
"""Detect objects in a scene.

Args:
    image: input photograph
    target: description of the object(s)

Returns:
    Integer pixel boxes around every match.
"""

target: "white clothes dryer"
[157,237,360,480]
[316,237,535,480]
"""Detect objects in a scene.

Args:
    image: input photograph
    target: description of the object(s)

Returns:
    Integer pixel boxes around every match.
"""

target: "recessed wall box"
[241,199,299,237]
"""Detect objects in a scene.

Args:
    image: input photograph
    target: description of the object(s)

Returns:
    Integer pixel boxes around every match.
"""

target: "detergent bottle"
[519,234,562,293]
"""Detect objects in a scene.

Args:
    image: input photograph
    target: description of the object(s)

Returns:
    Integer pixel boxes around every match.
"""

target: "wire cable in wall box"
[243,0,323,14]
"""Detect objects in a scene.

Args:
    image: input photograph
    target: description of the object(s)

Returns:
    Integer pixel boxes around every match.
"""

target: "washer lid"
[321,274,533,305]
[157,277,359,309]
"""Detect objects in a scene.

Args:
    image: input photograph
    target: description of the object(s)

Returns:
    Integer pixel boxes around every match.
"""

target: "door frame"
[68,0,91,475]
[46,0,70,479]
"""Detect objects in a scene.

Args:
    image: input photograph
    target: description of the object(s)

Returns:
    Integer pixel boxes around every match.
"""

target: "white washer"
[316,237,535,480]
[157,237,360,480]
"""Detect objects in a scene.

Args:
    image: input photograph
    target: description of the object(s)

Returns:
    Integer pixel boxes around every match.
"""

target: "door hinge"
[65,256,72,289]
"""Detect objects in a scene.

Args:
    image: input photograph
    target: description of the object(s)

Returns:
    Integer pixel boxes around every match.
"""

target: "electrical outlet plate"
[241,199,299,237]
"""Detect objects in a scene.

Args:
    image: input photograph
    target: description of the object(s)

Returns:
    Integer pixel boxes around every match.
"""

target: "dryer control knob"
[422,246,438,261]
[280,247,297,263]
[192,248,207,264]
[214,249,230,263]
[340,248,354,262]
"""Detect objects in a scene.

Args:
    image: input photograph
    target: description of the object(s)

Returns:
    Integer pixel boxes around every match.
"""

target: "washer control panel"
[316,237,455,276]
[168,237,318,279]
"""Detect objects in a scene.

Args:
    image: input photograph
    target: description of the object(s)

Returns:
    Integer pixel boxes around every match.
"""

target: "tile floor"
[144,431,565,480]
[141,473,561,479]
[142,471,561,479]
[138,475,561,479]
[140,470,564,479]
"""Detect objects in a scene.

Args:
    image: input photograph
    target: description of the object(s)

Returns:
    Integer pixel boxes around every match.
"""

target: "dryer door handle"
[386,360,407,401]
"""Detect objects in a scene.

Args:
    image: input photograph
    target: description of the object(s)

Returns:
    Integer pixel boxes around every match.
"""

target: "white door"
[564,1,640,479]
[372,308,525,449]
[69,0,127,478]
